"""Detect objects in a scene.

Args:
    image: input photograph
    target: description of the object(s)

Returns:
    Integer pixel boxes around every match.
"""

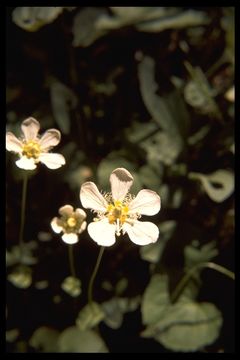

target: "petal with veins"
[80,182,108,212]
[39,153,66,169]
[39,129,61,150]
[62,233,79,244]
[110,168,133,201]
[51,217,63,233]
[59,205,74,217]
[6,132,22,153]
[15,156,36,170]
[123,221,159,245]
[21,117,40,141]
[129,189,161,216]
[87,219,116,246]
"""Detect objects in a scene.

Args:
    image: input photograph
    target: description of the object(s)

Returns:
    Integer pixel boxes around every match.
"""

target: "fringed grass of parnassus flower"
[6,116,66,272]
[6,117,66,170]
[51,205,87,296]
[80,168,161,246]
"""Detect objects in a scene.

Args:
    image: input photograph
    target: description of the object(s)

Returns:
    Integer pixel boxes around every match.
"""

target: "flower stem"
[19,173,28,261]
[68,245,76,278]
[88,246,105,306]
[171,261,235,304]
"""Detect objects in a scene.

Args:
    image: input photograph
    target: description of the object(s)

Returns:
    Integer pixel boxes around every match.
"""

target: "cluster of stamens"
[22,140,41,159]
[94,193,141,236]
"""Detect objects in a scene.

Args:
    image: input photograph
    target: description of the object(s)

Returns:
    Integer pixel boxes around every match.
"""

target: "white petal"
[39,153,66,169]
[51,217,63,234]
[21,117,40,141]
[123,221,159,245]
[59,205,74,217]
[110,168,134,201]
[39,129,61,150]
[6,132,22,153]
[75,208,87,219]
[62,233,79,244]
[129,189,161,216]
[80,182,108,212]
[15,156,37,170]
[79,221,87,234]
[87,219,116,246]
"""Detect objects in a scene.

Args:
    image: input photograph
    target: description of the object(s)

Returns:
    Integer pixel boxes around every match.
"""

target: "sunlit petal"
[59,205,74,217]
[79,221,87,234]
[110,168,133,201]
[75,208,87,219]
[39,153,66,169]
[123,221,159,245]
[62,233,79,244]
[51,217,63,234]
[80,182,108,212]
[88,219,116,246]
[129,189,161,216]
[6,132,22,153]
[39,129,61,150]
[15,156,36,170]
[21,117,40,141]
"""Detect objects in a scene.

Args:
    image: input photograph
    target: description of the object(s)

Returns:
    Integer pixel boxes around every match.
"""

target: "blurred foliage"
[6,6,234,353]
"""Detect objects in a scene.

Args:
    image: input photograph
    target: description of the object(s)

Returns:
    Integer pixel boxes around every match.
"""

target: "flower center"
[107,200,129,225]
[67,217,77,227]
[22,141,41,159]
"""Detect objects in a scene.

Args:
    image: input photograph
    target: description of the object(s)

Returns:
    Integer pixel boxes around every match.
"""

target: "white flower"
[51,205,87,244]
[80,168,161,247]
[6,117,66,170]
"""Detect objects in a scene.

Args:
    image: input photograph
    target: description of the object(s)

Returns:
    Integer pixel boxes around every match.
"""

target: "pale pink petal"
[21,117,40,141]
[39,153,66,169]
[59,205,74,217]
[62,233,78,244]
[87,219,116,246]
[79,221,87,234]
[6,132,22,153]
[39,129,61,150]
[110,168,134,201]
[80,182,108,212]
[123,220,159,245]
[75,208,87,219]
[51,217,63,234]
[129,189,161,216]
[15,156,36,170]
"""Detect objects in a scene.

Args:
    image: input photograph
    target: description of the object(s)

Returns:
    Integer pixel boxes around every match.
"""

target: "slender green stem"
[88,246,105,306]
[19,173,28,261]
[68,245,76,278]
[171,261,235,304]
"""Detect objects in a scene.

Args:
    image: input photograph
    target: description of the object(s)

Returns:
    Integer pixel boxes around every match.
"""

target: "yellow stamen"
[22,141,41,159]
[67,217,77,227]
[107,201,129,226]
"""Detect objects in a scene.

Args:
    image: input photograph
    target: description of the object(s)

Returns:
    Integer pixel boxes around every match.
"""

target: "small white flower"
[6,117,66,170]
[51,205,87,244]
[80,168,161,247]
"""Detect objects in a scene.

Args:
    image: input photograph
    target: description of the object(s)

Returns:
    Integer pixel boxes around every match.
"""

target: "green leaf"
[76,302,105,331]
[142,274,170,325]
[61,276,82,298]
[189,170,234,203]
[7,265,32,289]
[12,7,64,31]
[101,296,140,329]
[50,80,77,135]
[29,326,60,352]
[58,327,109,353]
[142,302,222,352]
[184,241,219,269]
[136,9,209,32]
